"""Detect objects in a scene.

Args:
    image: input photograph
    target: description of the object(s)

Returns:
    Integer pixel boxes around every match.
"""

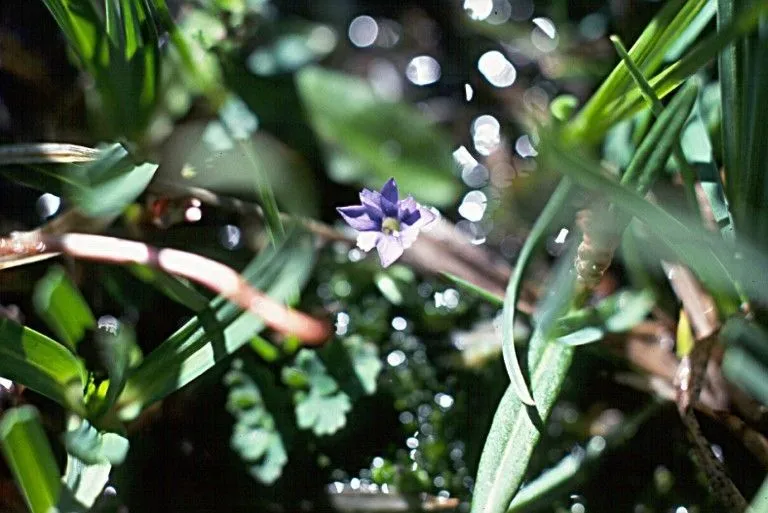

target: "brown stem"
[5,231,331,344]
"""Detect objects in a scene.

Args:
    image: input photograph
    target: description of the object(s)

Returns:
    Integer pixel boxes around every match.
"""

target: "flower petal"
[414,206,438,229]
[359,189,384,220]
[357,231,381,252]
[399,225,420,249]
[398,196,420,225]
[380,178,399,204]
[376,234,404,267]
[337,205,380,231]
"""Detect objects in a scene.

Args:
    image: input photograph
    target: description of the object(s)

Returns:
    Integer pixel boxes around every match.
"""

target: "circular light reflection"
[463,0,493,21]
[515,134,538,157]
[478,50,517,87]
[472,114,501,156]
[219,224,242,250]
[458,190,488,222]
[532,17,559,52]
[406,55,441,86]
[348,15,378,48]
[36,193,61,219]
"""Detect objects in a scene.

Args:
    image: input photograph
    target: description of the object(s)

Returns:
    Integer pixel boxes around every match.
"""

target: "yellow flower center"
[381,217,401,234]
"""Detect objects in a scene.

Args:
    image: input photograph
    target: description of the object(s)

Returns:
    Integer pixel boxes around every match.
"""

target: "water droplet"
[478,50,517,87]
[515,134,538,157]
[387,350,406,366]
[399,411,414,424]
[532,17,559,52]
[406,437,419,449]
[372,457,384,468]
[406,55,441,86]
[184,206,202,222]
[435,392,455,409]
[349,16,378,47]
[392,317,408,331]
[434,288,460,309]
[472,115,501,155]
[350,478,361,490]
[335,312,350,336]
[464,0,493,20]
[458,191,488,222]
[465,83,474,101]
[486,0,512,24]
[36,193,61,219]
[219,224,242,250]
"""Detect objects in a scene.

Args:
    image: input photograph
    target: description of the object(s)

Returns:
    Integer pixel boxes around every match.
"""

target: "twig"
[0,231,331,344]
[662,260,747,512]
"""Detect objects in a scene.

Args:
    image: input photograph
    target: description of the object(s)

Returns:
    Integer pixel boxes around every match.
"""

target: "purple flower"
[337,178,437,267]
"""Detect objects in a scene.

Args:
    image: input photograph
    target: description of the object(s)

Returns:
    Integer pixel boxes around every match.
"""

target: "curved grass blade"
[472,247,578,513]
[33,265,96,351]
[0,406,61,513]
[500,178,574,406]
[116,229,315,419]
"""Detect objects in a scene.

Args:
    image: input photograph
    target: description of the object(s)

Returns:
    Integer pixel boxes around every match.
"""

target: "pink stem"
[36,233,331,344]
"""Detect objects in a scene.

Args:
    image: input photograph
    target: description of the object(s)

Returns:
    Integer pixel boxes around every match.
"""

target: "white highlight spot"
[478,51,517,87]
[348,16,378,48]
[406,55,441,86]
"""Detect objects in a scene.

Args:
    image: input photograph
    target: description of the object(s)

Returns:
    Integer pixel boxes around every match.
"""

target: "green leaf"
[159,121,317,218]
[472,279,576,513]
[501,178,574,406]
[64,417,129,465]
[246,21,337,76]
[33,266,96,350]
[60,455,111,512]
[129,264,210,312]
[0,319,87,411]
[342,336,382,396]
[116,228,315,419]
[441,272,503,307]
[42,0,161,139]
[287,349,352,436]
[296,66,460,207]
[0,406,61,513]
[225,359,289,484]
[87,321,136,418]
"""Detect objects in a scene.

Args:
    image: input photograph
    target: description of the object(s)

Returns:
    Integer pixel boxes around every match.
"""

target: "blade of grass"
[611,36,701,214]
[0,406,61,513]
[500,178,574,406]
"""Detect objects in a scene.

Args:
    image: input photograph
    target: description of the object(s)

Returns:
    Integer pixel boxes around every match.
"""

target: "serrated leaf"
[64,418,129,465]
[343,337,382,395]
[0,406,61,513]
[33,266,95,350]
[295,389,352,435]
[296,66,460,207]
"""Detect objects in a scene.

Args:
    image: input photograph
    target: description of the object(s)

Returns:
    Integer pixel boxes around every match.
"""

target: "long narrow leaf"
[501,178,574,406]
[0,319,87,411]
[0,406,61,513]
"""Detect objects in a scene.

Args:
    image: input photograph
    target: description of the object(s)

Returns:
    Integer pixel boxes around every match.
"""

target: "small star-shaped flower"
[337,178,437,267]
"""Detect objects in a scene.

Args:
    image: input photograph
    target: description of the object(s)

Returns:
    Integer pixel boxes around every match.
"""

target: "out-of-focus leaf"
[0,406,61,513]
[286,349,351,436]
[87,321,136,418]
[129,264,210,312]
[116,229,315,420]
[751,473,768,512]
[64,417,129,465]
[159,121,318,217]
[665,0,717,61]
[225,359,288,484]
[60,456,110,512]
[676,310,695,358]
[0,319,87,411]
[33,266,95,350]
[1,144,157,217]
[342,336,382,396]
[442,272,503,306]
[42,0,161,139]
[247,21,337,76]
[296,66,460,207]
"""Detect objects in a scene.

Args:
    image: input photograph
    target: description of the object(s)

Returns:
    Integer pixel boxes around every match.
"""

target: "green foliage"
[0,319,87,412]
[33,265,96,351]
[225,359,289,484]
[64,417,129,465]
[0,406,61,513]
[296,66,461,207]
[284,349,352,436]
[1,143,158,218]
[41,0,160,139]
[116,228,315,419]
